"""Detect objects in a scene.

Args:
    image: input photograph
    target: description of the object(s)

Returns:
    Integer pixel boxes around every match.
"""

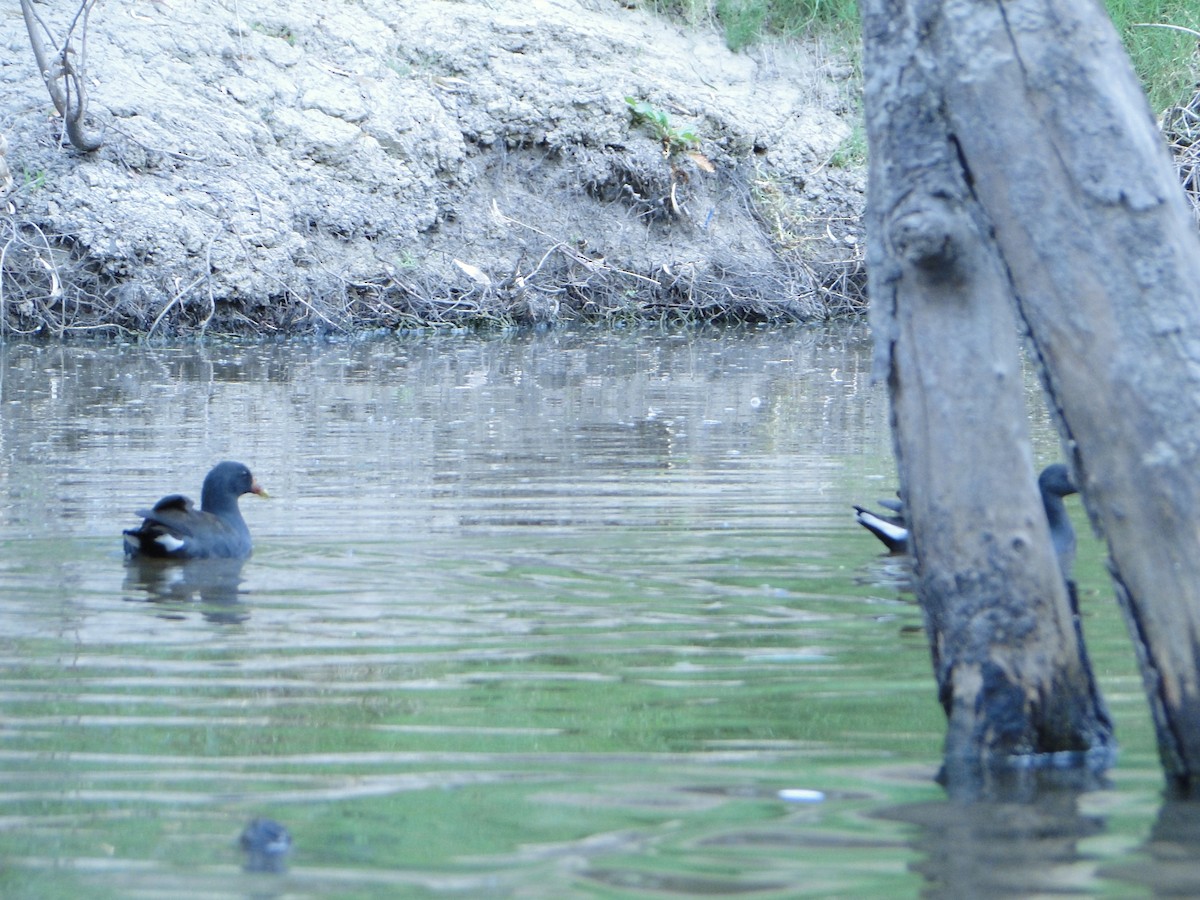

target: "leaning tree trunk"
[860,0,1115,787]
[862,0,1200,793]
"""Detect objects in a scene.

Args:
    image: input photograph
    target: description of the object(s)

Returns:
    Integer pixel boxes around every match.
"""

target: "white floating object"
[778,788,825,803]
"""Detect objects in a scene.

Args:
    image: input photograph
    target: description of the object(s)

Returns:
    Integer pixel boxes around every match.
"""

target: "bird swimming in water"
[1037,462,1077,582]
[123,461,268,560]
[853,497,907,554]
[854,463,1079,580]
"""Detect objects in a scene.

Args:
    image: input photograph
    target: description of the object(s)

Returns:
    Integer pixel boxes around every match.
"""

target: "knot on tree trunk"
[890,201,961,272]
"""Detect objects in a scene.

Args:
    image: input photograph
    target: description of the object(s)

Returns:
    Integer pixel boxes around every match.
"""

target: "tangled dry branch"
[0,218,129,337]
[19,0,103,152]
[1163,85,1200,228]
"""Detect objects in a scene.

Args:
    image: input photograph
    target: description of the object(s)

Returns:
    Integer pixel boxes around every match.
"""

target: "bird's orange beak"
[251,479,270,499]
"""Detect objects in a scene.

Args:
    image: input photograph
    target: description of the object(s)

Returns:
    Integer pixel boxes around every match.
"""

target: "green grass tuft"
[649,0,1199,112]
[1106,0,1200,112]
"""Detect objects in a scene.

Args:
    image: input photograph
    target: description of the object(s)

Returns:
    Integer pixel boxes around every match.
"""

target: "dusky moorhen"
[123,461,267,560]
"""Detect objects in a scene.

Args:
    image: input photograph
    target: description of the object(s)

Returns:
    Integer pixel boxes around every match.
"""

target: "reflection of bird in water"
[239,817,292,873]
[123,556,248,624]
[123,461,267,560]
[855,463,1080,581]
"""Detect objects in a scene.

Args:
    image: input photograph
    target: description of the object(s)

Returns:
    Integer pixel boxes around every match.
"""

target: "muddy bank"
[0,0,865,336]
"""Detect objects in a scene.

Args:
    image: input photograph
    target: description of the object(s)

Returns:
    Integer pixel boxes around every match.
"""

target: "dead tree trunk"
[863,0,1200,793]
[860,0,1114,786]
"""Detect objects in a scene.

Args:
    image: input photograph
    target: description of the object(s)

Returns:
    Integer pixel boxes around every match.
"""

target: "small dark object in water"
[854,463,1079,580]
[123,461,268,560]
[240,817,292,873]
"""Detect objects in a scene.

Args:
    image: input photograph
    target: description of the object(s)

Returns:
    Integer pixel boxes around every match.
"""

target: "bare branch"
[20,0,104,152]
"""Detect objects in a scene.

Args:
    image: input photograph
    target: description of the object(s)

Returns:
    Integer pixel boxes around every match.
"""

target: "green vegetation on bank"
[649,0,858,51]
[1106,1,1200,112]
[650,0,1200,112]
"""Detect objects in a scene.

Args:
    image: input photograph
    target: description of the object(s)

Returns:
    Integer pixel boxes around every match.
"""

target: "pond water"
[0,324,1191,897]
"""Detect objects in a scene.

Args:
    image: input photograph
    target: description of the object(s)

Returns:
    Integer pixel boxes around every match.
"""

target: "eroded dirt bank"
[0,0,865,335]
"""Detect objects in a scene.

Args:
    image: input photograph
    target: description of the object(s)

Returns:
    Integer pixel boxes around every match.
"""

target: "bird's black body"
[123,461,267,561]
[852,504,908,554]
[1037,463,1077,581]
[855,463,1079,579]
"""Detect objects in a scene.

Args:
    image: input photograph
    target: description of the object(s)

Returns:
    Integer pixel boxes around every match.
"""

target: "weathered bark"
[864,0,1200,793]
[860,0,1113,786]
[927,0,1200,792]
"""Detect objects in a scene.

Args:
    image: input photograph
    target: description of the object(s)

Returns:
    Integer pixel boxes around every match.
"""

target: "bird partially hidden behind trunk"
[855,463,1078,582]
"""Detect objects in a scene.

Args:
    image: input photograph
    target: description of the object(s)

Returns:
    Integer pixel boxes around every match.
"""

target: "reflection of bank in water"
[123,557,248,625]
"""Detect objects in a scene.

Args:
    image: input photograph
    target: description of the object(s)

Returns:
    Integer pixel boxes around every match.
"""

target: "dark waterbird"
[123,461,268,560]
[853,497,907,554]
[855,463,1079,579]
